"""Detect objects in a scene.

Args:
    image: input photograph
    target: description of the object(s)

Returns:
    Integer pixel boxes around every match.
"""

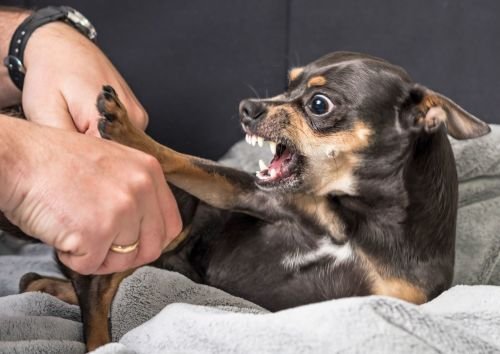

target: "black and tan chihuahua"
[4,52,490,350]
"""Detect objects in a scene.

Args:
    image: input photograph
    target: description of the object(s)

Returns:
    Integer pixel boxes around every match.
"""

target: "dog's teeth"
[269,141,277,155]
[245,134,251,144]
[258,159,268,171]
[257,136,264,147]
[251,135,257,146]
[269,168,277,178]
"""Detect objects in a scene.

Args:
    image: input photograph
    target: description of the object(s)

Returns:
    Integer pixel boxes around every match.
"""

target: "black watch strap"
[3,6,97,91]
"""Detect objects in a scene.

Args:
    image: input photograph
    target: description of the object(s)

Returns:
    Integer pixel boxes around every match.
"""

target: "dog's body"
[4,52,490,350]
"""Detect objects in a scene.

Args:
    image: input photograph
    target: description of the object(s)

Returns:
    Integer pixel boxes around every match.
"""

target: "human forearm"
[0,114,29,210]
[1,6,148,133]
[0,7,31,107]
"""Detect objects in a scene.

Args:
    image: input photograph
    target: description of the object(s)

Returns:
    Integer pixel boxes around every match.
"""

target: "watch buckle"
[3,55,26,74]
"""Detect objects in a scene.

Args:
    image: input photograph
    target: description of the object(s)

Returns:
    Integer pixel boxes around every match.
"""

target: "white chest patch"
[281,238,353,272]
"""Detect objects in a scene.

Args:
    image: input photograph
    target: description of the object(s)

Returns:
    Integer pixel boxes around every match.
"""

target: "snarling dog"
[11,52,490,350]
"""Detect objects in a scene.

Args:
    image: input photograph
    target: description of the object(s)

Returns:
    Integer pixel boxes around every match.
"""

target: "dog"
[4,51,490,351]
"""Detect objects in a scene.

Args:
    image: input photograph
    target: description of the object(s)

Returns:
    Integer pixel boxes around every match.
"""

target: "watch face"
[67,9,97,40]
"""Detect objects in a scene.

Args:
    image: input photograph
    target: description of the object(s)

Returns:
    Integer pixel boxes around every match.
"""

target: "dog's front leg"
[97,86,279,220]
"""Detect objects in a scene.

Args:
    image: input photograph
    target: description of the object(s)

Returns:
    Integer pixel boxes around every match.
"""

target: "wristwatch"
[3,6,97,91]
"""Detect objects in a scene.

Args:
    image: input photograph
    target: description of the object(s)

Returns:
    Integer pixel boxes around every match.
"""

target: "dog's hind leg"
[20,267,134,351]
[96,85,280,221]
[68,270,134,351]
[19,272,78,305]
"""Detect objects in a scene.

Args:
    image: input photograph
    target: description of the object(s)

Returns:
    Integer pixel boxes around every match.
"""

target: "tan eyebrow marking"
[307,76,327,88]
[289,67,304,82]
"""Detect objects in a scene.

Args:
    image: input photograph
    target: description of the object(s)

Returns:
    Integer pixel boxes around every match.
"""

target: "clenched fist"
[0,116,182,274]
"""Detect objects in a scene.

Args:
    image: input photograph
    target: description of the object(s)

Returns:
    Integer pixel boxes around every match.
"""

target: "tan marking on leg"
[105,132,239,208]
[289,67,304,82]
[86,270,135,351]
[162,155,239,209]
[357,250,427,305]
[23,277,78,305]
[307,76,327,88]
[372,278,427,304]
[98,88,245,211]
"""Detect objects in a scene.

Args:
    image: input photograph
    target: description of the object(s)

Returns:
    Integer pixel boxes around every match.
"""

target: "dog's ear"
[406,85,490,140]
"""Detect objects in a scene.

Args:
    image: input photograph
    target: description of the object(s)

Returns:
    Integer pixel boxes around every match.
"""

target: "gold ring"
[110,240,139,254]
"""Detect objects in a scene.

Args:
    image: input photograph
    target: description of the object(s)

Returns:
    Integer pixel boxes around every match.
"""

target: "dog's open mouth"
[245,133,300,186]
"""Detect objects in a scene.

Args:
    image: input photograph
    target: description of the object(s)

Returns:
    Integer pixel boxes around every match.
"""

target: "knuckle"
[57,235,103,275]
[130,169,154,193]
[142,154,160,171]
[110,192,138,220]
[58,232,84,254]
[98,220,118,239]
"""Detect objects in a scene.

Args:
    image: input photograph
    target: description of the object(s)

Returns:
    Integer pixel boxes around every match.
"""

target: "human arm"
[0,6,148,135]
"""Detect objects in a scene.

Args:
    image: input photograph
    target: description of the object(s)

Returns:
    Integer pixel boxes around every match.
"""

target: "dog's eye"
[308,94,334,116]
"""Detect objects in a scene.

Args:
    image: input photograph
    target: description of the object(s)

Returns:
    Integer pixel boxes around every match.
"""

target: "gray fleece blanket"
[1,126,500,354]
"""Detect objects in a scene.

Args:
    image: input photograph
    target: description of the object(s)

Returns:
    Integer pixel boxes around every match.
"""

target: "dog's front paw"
[97,85,131,141]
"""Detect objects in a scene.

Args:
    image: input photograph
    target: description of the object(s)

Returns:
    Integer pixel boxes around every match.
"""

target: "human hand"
[1,117,182,275]
[22,21,148,135]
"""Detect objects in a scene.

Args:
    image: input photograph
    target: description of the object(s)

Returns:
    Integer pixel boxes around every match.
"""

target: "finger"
[131,202,165,268]
[93,216,141,275]
[159,186,183,248]
[57,248,103,276]
[93,242,139,275]
[129,166,167,268]
[55,232,109,275]
[154,172,182,247]
[147,157,182,249]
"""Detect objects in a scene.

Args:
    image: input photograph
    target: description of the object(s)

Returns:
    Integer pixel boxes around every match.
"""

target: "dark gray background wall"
[2,0,499,159]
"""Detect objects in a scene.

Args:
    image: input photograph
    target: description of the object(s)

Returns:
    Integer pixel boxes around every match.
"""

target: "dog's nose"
[239,99,266,126]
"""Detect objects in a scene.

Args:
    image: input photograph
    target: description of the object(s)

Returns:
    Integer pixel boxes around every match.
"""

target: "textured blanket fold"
[1,125,499,354]
[98,282,500,354]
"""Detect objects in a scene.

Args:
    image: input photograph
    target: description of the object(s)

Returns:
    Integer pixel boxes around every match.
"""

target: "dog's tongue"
[269,148,293,173]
